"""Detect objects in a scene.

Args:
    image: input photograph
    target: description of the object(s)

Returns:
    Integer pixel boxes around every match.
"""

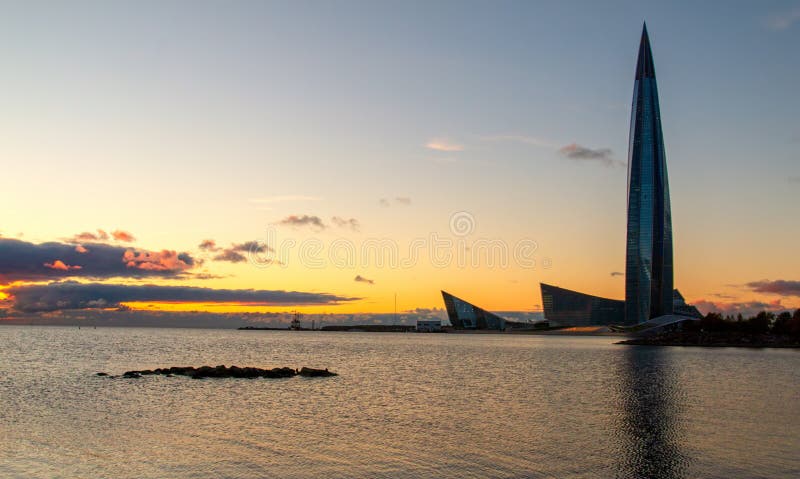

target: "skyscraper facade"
[625,25,674,324]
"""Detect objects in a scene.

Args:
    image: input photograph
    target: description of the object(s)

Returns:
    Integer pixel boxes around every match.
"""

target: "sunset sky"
[2,1,799,325]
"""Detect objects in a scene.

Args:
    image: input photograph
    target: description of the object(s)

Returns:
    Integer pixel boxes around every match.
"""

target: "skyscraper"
[625,24,674,324]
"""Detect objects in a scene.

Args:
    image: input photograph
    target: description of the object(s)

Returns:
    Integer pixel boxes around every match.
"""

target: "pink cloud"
[72,229,109,242]
[123,249,194,273]
[111,230,136,242]
[44,260,82,271]
[75,245,89,254]
[693,298,788,317]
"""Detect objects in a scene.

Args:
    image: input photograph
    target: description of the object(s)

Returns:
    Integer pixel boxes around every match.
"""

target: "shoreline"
[617,331,800,349]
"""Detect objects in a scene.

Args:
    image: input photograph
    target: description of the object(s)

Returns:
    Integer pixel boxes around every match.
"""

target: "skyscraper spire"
[625,24,674,324]
[635,22,656,79]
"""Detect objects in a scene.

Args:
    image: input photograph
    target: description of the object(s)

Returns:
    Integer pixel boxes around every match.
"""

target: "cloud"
[0,238,199,284]
[354,275,374,285]
[379,197,412,207]
[426,138,464,152]
[277,215,326,230]
[788,176,800,184]
[210,241,274,263]
[693,298,788,317]
[249,195,322,204]
[746,279,800,297]
[213,250,247,263]
[6,281,358,313]
[765,7,800,31]
[122,250,196,272]
[481,134,558,148]
[230,241,271,254]
[44,260,82,271]
[198,239,221,252]
[331,216,360,231]
[559,143,622,167]
[111,230,136,242]
[71,229,109,242]
[610,271,623,277]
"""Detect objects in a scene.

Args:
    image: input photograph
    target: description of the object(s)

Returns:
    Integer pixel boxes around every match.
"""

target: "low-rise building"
[416,319,442,332]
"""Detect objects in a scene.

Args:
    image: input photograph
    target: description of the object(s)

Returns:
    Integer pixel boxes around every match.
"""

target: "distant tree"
[745,311,773,334]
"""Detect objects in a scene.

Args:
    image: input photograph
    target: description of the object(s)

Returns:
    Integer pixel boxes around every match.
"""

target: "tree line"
[684,309,800,336]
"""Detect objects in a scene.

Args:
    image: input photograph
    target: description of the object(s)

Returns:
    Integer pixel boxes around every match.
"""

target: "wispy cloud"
[765,7,800,31]
[331,216,360,231]
[70,229,109,242]
[426,138,464,152]
[788,176,800,184]
[379,197,412,207]
[354,275,375,285]
[481,134,558,149]
[610,271,623,277]
[249,195,322,203]
[558,143,623,167]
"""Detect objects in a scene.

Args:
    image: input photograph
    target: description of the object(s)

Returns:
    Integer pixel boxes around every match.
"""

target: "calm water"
[1,326,798,479]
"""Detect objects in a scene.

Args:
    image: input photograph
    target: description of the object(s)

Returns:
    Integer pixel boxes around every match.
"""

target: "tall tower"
[625,24,674,324]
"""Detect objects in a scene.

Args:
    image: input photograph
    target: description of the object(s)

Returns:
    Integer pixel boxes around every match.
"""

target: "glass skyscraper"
[625,24,674,324]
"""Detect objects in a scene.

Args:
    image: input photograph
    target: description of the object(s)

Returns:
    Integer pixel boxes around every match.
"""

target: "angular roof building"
[441,291,506,330]
[540,283,625,327]
[625,24,674,324]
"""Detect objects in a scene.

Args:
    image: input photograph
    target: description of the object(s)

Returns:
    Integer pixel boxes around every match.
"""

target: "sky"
[1,1,799,326]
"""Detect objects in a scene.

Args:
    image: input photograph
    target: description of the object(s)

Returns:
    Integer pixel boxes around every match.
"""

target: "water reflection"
[614,347,690,479]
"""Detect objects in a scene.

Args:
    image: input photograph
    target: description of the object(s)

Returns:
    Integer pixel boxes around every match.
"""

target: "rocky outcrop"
[97,365,338,379]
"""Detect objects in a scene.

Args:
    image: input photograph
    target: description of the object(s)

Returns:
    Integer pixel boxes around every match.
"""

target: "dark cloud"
[211,241,273,263]
[0,238,198,284]
[278,215,326,230]
[198,239,221,252]
[559,143,622,167]
[230,241,271,253]
[746,279,800,297]
[213,250,247,263]
[610,271,623,277]
[354,275,374,285]
[7,281,358,312]
[332,217,360,231]
[111,230,136,242]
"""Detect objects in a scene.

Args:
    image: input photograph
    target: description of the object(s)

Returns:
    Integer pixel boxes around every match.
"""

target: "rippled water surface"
[1,326,798,478]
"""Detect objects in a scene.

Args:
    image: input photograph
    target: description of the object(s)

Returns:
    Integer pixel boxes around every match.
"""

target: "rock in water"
[298,367,337,377]
[110,365,337,379]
